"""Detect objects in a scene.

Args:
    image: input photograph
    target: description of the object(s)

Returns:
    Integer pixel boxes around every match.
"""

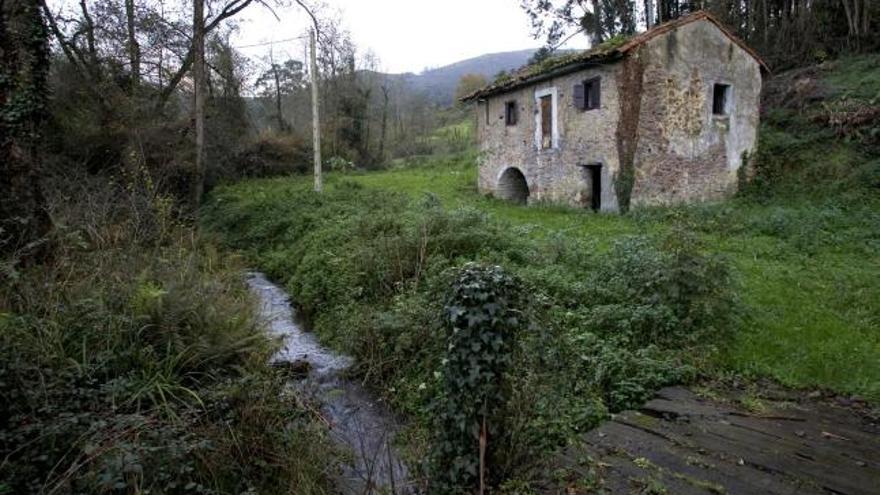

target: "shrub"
[233,132,312,179]
[429,264,524,493]
[0,180,334,494]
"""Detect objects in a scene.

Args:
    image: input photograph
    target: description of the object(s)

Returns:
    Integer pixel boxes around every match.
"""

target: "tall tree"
[125,0,141,95]
[40,0,257,111]
[378,81,390,162]
[522,0,878,69]
[255,58,306,132]
[193,0,206,205]
[523,0,637,46]
[1,0,53,261]
[455,73,489,103]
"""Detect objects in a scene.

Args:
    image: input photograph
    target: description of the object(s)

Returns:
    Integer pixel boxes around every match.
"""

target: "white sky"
[233,0,590,74]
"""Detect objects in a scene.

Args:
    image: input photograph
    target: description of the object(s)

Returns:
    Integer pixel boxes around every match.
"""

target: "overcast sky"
[233,0,590,74]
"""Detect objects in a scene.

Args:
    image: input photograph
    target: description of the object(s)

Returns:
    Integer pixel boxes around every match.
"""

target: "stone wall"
[628,20,762,207]
[475,18,762,211]
[476,65,623,212]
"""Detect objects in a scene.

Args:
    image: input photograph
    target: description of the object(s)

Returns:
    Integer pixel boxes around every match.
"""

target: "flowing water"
[247,272,413,494]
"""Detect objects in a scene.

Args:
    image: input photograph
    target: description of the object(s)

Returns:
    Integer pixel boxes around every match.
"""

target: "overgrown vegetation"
[203,163,737,489]
[0,175,335,493]
[751,54,880,195]
[430,264,524,491]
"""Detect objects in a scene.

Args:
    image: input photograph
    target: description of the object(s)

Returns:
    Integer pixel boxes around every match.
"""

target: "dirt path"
[549,386,880,494]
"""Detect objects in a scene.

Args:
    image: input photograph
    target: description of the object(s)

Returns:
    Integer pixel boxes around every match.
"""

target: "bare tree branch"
[292,0,320,34]
[156,0,256,107]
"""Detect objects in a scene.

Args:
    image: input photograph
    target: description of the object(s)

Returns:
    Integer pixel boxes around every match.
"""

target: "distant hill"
[392,49,540,105]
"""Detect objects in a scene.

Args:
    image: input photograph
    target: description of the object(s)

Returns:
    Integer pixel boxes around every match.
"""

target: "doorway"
[583,164,602,211]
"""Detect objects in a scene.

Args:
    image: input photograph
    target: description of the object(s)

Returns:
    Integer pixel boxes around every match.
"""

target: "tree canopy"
[522,0,878,69]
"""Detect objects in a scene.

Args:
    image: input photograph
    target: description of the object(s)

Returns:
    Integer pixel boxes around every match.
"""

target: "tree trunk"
[125,0,141,95]
[0,0,53,261]
[273,65,285,132]
[192,0,206,206]
[379,84,389,163]
[762,0,769,45]
[79,0,98,66]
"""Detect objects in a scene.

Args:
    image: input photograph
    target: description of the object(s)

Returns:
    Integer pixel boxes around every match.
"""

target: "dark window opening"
[505,100,518,126]
[713,83,730,115]
[540,95,553,149]
[574,77,601,111]
[484,100,490,123]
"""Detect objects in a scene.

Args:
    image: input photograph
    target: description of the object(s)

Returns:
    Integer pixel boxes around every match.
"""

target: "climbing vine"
[614,49,645,213]
[0,0,53,259]
[430,263,524,493]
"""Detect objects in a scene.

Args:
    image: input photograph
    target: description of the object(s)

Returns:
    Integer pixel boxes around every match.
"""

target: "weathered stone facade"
[468,13,764,212]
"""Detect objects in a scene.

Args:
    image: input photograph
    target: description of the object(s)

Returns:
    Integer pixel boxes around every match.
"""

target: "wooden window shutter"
[573,83,585,110]
[590,78,601,109]
[540,95,552,148]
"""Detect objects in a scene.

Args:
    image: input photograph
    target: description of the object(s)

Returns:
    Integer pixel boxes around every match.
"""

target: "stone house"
[462,11,768,212]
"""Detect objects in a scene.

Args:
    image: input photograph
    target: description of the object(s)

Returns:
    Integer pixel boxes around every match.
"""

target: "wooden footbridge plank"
[549,386,880,494]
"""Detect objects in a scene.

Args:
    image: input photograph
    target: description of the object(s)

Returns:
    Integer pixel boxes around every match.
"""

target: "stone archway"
[497,167,530,204]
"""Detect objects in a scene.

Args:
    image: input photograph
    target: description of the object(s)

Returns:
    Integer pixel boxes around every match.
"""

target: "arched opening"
[497,167,530,204]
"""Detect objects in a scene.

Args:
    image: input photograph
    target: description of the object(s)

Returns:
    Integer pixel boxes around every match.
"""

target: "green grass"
[271,153,879,402]
[358,153,640,244]
[824,53,880,101]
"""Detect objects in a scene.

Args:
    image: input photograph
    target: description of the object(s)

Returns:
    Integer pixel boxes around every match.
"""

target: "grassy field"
[257,153,879,402]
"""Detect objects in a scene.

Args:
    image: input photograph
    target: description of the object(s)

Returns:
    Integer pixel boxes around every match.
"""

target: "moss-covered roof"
[461,37,626,102]
[461,11,768,102]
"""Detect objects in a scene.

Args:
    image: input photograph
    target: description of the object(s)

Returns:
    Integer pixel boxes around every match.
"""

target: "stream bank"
[247,272,414,494]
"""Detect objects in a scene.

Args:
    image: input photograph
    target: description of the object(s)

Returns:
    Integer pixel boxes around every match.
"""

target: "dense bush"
[231,132,312,179]
[0,179,334,494]
[203,176,738,489]
[430,264,524,492]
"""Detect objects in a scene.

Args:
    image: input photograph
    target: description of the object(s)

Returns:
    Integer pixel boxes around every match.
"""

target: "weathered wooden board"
[548,386,880,495]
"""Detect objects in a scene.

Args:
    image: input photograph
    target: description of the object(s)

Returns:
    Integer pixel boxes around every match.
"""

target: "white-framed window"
[534,87,558,149]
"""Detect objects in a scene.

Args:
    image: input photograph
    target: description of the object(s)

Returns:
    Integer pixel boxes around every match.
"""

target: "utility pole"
[309,28,322,192]
[193,0,206,205]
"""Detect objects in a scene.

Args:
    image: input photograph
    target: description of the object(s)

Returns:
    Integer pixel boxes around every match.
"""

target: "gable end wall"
[629,20,762,206]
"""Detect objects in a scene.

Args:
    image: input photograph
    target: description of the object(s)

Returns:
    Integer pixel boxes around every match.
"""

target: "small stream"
[247,272,413,494]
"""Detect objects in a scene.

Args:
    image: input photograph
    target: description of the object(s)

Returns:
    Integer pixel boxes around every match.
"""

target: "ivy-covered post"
[431,263,523,493]
[0,0,53,261]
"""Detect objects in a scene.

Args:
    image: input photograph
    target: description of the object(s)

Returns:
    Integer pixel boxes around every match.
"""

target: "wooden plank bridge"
[550,386,880,494]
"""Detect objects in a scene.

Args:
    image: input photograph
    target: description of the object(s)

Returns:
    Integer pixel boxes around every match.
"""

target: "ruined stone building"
[463,12,767,212]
